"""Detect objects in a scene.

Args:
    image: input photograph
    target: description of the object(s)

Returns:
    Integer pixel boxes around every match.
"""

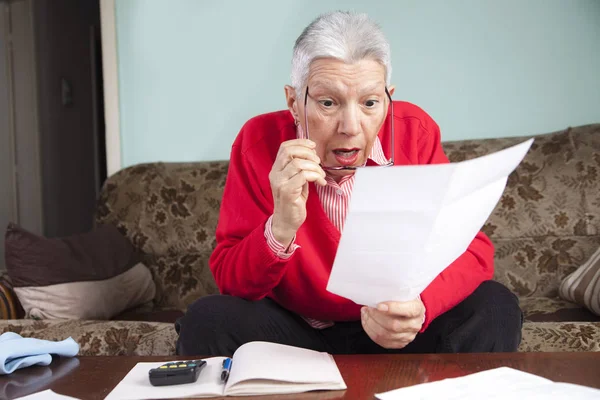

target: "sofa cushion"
[5,224,156,320]
[1,319,597,355]
[0,319,175,356]
[492,236,600,299]
[519,321,600,352]
[520,297,600,322]
[559,246,600,316]
[14,264,156,320]
[143,254,219,310]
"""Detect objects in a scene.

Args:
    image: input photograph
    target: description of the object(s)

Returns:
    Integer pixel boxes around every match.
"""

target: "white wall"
[110,0,600,169]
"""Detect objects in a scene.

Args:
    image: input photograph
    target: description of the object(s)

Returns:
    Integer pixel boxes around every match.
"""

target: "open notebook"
[104,341,346,399]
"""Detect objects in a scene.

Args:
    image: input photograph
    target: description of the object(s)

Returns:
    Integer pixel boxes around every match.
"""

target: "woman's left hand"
[361,297,425,349]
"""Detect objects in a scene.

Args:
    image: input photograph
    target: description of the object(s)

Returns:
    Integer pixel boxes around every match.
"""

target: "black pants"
[175,280,523,356]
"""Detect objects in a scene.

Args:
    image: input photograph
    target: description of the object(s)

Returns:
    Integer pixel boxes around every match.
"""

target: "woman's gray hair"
[291,11,392,94]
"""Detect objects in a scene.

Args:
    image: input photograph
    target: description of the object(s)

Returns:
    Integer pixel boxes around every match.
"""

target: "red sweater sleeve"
[209,139,292,300]
[417,119,495,331]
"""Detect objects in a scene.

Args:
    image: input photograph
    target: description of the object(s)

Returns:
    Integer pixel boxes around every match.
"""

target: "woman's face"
[286,58,393,180]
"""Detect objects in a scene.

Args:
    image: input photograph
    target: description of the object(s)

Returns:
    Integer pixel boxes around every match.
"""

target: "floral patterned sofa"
[1,124,599,355]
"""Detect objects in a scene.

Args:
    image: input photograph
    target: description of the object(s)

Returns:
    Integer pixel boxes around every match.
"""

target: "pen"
[221,358,232,383]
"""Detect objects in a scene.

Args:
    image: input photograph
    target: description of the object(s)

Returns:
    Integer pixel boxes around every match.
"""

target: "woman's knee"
[183,294,242,320]
[473,281,523,350]
[476,281,522,317]
[175,295,248,356]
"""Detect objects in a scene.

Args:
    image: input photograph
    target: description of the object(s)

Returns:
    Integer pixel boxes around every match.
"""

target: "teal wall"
[115,0,600,167]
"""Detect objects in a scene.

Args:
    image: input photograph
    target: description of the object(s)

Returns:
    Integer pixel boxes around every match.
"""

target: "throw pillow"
[4,223,156,320]
[559,246,600,316]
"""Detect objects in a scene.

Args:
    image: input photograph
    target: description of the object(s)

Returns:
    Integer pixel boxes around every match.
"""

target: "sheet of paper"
[327,139,533,306]
[495,382,600,400]
[15,389,81,400]
[375,367,600,400]
[103,357,227,400]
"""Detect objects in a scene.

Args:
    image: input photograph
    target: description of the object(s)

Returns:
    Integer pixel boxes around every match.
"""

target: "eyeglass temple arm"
[384,87,394,165]
[304,87,310,140]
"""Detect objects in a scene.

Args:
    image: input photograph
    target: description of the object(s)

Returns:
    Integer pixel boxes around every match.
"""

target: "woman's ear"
[388,85,396,98]
[284,85,299,122]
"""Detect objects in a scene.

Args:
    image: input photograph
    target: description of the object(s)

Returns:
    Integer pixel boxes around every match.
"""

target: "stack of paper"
[327,139,533,306]
[375,367,600,399]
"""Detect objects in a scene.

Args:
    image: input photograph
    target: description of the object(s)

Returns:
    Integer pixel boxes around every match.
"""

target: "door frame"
[100,0,122,177]
[0,2,17,269]
[2,0,44,236]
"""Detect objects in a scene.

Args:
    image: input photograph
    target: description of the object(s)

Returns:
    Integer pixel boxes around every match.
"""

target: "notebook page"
[376,367,551,400]
[227,380,346,396]
[104,357,227,400]
[225,342,345,395]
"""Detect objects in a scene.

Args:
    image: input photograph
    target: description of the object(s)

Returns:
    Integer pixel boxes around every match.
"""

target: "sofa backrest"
[96,162,227,309]
[96,124,600,309]
[444,124,600,298]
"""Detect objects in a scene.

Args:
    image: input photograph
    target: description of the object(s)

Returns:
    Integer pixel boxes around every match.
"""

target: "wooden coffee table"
[1,352,599,399]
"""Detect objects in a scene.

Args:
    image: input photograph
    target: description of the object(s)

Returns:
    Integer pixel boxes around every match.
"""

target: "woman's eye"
[365,100,378,108]
[321,100,334,107]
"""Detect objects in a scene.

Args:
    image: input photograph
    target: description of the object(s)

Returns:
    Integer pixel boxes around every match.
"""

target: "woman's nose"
[338,106,361,136]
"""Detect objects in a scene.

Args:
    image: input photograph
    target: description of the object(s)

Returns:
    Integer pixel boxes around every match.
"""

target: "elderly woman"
[176,11,522,356]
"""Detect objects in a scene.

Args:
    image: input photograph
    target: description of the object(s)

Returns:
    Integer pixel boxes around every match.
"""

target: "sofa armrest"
[0,277,25,319]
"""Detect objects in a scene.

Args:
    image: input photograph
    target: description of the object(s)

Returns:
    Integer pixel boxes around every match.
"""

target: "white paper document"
[327,139,534,306]
[15,390,81,400]
[375,367,600,400]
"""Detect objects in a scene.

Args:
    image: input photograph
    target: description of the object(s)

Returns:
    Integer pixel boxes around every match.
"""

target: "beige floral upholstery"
[0,319,176,356]
[1,124,599,355]
[520,322,600,352]
[95,162,224,309]
[1,319,598,356]
[445,124,600,298]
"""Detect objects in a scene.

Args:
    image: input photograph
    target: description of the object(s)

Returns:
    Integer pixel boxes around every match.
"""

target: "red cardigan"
[209,101,494,330]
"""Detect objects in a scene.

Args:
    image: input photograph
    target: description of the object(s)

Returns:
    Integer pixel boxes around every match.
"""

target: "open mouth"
[332,148,361,166]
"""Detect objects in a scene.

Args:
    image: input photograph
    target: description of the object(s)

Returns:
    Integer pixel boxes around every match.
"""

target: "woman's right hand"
[269,139,327,247]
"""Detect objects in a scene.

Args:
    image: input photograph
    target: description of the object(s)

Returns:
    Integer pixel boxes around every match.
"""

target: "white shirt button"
[336,189,343,196]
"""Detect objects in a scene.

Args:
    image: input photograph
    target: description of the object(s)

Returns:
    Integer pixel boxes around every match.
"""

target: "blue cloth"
[0,332,79,375]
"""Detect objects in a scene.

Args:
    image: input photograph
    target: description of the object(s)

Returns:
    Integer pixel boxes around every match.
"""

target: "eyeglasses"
[303,86,395,170]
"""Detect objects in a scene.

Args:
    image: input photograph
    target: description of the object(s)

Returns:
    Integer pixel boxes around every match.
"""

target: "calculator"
[148,360,207,386]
